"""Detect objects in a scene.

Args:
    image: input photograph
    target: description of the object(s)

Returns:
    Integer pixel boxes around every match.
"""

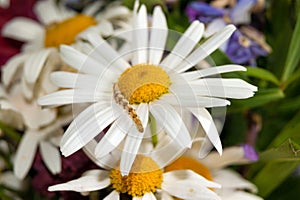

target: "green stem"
[149,114,158,147]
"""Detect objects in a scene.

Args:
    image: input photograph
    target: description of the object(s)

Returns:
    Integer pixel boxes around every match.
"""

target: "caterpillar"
[113,83,144,133]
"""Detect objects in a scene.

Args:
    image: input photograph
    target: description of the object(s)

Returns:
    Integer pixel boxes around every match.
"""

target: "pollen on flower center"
[110,155,163,197]
[164,156,213,181]
[117,64,170,104]
[44,14,97,47]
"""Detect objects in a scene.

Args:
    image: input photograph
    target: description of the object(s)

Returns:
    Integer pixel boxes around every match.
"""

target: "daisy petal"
[60,102,120,157]
[99,5,130,20]
[2,17,44,42]
[161,93,230,107]
[161,21,204,70]
[120,103,149,176]
[104,190,120,200]
[133,192,156,200]
[132,4,148,65]
[150,136,187,168]
[148,6,168,65]
[37,89,110,106]
[96,19,114,37]
[150,101,192,148]
[1,53,28,87]
[186,78,257,98]
[14,130,40,179]
[94,113,132,158]
[50,71,98,89]
[177,64,246,81]
[221,191,263,200]
[189,108,222,155]
[24,48,54,84]
[81,32,130,72]
[162,170,221,199]
[60,45,112,76]
[213,169,258,193]
[48,170,110,192]
[40,141,61,174]
[175,25,236,73]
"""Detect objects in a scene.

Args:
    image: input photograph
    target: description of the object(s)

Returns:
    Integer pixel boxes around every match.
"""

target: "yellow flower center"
[164,156,213,181]
[44,14,97,47]
[110,155,163,197]
[117,64,170,104]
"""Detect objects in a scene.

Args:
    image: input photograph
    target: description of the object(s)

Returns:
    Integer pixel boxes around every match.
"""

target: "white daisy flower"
[38,1,257,176]
[174,141,263,200]
[1,0,131,100]
[0,82,73,179]
[0,50,74,179]
[48,142,222,200]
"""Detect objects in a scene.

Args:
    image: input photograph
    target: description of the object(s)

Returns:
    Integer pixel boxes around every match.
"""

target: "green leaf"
[253,161,299,197]
[277,95,300,111]
[242,67,280,85]
[266,175,300,200]
[0,121,21,142]
[229,88,284,111]
[210,49,232,66]
[268,110,300,148]
[259,139,300,162]
[281,12,300,82]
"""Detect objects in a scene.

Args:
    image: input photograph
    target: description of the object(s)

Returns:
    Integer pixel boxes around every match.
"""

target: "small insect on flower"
[113,83,144,133]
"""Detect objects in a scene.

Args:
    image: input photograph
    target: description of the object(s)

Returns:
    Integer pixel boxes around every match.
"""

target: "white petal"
[40,141,61,174]
[1,53,28,87]
[162,170,221,199]
[160,192,173,200]
[34,0,75,25]
[183,78,257,99]
[177,64,246,81]
[161,21,204,70]
[163,170,221,188]
[82,1,103,16]
[37,89,110,106]
[202,146,247,170]
[60,102,120,156]
[96,19,114,37]
[0,171,24,190]
[2,17,44,42]
[132,4,148,65]
[148,6,168,65]
[120,103,149,176]
[48,170,110,192]
[221,191,263,200]
[175,25,236,73]
[150,136,187,168]
[60,45,115,76]
[99,5,130,20]
[213,169,258,193]
[161,93,230,108]
[204,18,226,37]
[0,0,9,8]
[50,71,98,89]
[104,190,120,200]
[14,130,40,179]
[189,108,222,155]
[133,192,156,200]
[24,48,54,84]
[94,113,132,158]
[150,101,192,148]
[80,32,130,72]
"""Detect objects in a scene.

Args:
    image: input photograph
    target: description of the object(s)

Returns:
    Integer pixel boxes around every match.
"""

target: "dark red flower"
[0,0,37,66]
